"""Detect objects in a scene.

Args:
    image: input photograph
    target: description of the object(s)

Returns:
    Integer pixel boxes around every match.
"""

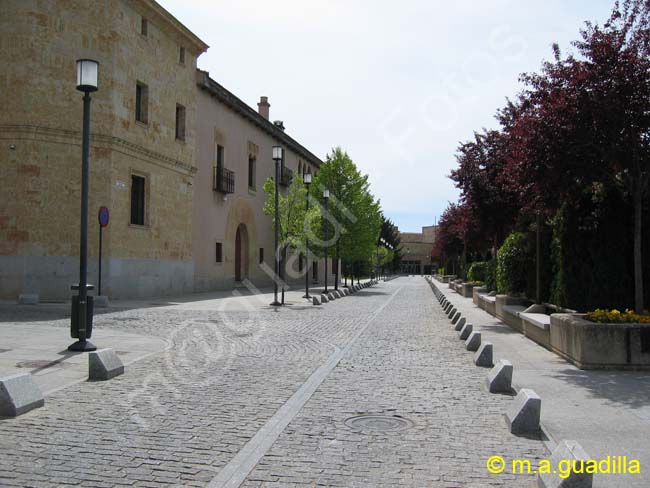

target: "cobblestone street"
[0,277,546,487]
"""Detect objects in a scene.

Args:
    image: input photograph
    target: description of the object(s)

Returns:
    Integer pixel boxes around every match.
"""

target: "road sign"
[98,206,109,228]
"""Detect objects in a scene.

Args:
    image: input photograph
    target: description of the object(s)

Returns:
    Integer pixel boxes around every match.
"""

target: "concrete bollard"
[313,295,322,305]
[474,342,494,367]
[455,317,466,331]
[321,294,329,303]
[451,311,461,324]
[328,292,336,300]
[465,331,481,351]
[505,388,541,434]
[537,440,593,488]
[486,360,513,393]
[459,323,473,340]
[0,373,44,417]
[89,349,124,381]
[447,307,457,318]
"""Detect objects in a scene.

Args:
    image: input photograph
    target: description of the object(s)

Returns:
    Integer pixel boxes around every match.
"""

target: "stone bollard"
[313,295,322,305]
[459,323,473,340]
[451,311,461,324]
[465,331,481,351]
[537,440,593,488]
[455,317,466,331]
[0,373,44,417]
[321,294,329,303]
[505,388,541,435]
[486,360,513,393]
[447,307,457,318]
[474,342,494,367]
[89,349,124,381]
[328,292,336,301]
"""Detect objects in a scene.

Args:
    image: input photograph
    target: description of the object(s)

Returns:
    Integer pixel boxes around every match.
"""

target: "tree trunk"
[334,241,339,290]
[634,181,644,314]
[536,212,541,305]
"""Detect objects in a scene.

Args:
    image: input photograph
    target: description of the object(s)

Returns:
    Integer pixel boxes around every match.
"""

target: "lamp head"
[76,59,99,92]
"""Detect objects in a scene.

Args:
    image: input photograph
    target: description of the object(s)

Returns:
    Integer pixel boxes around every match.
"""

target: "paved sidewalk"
[0,277,546,487]
[431,277,650,488]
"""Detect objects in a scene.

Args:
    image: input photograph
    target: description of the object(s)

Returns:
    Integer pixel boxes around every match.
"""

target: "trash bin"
[71,295,94,339]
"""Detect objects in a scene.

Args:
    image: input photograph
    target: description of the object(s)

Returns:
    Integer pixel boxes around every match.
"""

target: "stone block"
[0,373,44,417]
[486,360,513,393]
[474,342,494,367]
[451,312,461,324]
[465,331,481,351]
[312,295,321,305]
[18,293,39,305]
[321,293,329,303]
[89,348,124,381]
[94,295,109,308]
[459,323,473,340]
[447,307,457,318]
[343,288,350,296]
[328,292,336,300]
[455,317,466,331]
[505,388,540,434]
[537,440,593,488]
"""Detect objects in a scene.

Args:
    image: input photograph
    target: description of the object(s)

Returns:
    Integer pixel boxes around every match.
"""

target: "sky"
[158,0,615,232]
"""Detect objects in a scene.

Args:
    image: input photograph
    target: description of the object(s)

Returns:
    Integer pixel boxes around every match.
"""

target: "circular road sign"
[98,206,110,228]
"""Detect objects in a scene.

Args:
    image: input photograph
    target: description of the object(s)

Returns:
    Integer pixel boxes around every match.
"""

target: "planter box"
[473,287,487,306]
[442,275,456,284]
[479,294,497,316]
[521,312,552,349]
[550,314,650,370]
[495,295,527,332]
[461,283,475,298]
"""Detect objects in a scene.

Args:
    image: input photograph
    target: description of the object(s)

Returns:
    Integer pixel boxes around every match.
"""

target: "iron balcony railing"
[280,166,293,187]
[213,166,235,194]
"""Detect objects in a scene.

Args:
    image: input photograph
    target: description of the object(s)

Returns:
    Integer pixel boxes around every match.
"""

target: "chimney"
[273,120,285,131]
[258,96,270,120]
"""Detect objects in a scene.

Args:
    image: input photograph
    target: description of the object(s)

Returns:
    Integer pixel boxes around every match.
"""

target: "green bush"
[497,232,529,294]
[467,261,487,283]
[485,259,497,291]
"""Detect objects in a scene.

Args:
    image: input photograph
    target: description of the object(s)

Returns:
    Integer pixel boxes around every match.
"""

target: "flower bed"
[585,309,650,324]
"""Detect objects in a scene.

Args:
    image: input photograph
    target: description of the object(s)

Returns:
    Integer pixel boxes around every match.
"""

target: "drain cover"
[345,414,414,433]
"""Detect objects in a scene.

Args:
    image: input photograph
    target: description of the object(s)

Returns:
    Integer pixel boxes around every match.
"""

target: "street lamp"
[323,189,330,293]
[271,146,283,306]
[303,172,312,299]
[69,59,99,352]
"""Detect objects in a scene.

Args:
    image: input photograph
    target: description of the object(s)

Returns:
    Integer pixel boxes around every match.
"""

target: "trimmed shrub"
[497,232,530,294]
[468,261,487,283]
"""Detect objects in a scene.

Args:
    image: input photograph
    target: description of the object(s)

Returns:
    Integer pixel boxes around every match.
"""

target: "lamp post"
[271,146,283,306]
[323,189,330,293]
[303,172,312,299]
[69,59,99,352]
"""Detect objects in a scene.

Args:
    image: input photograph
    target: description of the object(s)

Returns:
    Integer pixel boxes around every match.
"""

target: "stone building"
[193,72,333,291]
[0,0,208,300]
[399,225,437,275]
[0,0,332,300]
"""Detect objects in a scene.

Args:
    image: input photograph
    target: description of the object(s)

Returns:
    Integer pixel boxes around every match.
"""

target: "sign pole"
[98,224,103,296]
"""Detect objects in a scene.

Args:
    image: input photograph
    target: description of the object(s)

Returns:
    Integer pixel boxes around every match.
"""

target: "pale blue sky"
[158,0,614,232]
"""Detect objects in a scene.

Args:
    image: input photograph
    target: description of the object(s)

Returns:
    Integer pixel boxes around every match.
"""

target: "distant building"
[399,225,437,275]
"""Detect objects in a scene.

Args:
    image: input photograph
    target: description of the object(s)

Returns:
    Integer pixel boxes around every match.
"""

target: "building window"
[175,104,186,141]
[179,46,186,64]
[135,82,148,124]
[217,144,224,170]
[140,17,148,36]
[248,156,256,189]
[215,242,223,263]
[259,248,264,264]
[130,175,146,225]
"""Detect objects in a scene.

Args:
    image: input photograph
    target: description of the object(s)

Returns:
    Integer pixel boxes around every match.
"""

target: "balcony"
[213,166,235,194]
[280,166,293,187]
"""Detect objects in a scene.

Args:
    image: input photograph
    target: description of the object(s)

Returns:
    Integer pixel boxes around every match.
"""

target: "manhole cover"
[345,414,414,433]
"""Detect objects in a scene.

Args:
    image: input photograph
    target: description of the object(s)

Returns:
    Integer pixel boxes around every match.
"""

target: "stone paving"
[0,277,546,487]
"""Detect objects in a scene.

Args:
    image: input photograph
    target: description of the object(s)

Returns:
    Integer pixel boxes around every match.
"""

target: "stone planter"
[495,295,527,332]
[550,314,650,370]
[473,286,487,306]
[442,275,455,284]
[461,283,475,298]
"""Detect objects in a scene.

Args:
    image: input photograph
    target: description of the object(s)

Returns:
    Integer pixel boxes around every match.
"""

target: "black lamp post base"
[303,294,311,299]
[270,301,282,307]
[68,340,97,352]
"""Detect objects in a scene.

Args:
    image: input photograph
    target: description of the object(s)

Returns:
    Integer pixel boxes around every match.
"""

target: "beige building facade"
[400,225,437,275]
[0,0,207,299]
[193,72,334,291]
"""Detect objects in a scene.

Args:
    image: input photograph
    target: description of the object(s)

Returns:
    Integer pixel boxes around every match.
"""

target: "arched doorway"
[235,223,249,282]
